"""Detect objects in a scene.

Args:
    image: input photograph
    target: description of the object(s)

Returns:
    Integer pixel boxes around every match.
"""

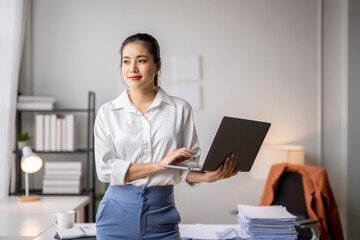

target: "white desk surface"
[0,196,90,238]
[36,223,240,240]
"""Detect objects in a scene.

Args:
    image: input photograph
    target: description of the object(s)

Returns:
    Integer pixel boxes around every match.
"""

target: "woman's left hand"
[202,153,240,183]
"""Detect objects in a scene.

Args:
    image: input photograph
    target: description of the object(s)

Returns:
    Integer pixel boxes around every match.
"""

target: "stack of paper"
[237,204,297,240]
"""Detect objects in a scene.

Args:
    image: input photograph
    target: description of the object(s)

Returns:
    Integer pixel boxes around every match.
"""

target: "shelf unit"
[12,92,96,218]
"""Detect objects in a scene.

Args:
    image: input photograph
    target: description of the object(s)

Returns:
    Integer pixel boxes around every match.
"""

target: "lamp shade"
[21,146,43,173]
[250,145,304,180]
[18,146,43,202]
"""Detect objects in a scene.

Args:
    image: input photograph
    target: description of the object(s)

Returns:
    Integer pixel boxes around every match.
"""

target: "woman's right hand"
[159,148,196,166]
[201,153,239,183]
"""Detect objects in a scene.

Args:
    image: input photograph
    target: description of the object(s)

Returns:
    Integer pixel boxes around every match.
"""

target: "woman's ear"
[155,61,161,74]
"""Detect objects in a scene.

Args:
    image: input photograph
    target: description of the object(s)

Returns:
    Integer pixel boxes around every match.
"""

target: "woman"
[94,33,239,240]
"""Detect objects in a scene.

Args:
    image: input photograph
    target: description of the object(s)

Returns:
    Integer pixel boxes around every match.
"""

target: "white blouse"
[94,87,201,186]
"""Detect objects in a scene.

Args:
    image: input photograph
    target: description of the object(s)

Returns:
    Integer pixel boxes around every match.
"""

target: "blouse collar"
[110,87,175,112]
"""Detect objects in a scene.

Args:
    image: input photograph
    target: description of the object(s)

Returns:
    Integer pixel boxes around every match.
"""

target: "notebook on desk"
[55,223,96,240]
[158,116,271,172]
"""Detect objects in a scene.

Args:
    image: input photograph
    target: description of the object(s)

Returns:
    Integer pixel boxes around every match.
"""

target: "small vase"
[17,141,28,150]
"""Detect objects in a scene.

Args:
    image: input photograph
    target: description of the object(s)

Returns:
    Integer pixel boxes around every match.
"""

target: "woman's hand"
[126,147,196,182]
[202,153,240,183]
[159,148,196,166]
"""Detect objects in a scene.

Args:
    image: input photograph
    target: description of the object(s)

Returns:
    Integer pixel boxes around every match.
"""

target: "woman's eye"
[123,60,129,64]
[139,59,146,63]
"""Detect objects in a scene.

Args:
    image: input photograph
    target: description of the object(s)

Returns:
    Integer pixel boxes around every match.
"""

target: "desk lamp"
[250,145,304,180]
[18,146,43,202]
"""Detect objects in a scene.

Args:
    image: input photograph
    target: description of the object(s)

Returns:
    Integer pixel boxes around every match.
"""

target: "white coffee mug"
[52,210,75,229]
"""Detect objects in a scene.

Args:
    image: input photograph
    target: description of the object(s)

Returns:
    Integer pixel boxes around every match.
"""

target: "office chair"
[260,163,344,240]
[269,171,320,240]
[231,171,320,240]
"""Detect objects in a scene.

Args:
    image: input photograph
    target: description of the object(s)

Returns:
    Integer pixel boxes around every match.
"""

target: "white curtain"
[0,0,27,199]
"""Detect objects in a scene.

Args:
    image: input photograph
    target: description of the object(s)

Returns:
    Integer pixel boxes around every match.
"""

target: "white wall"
[21,0,348,228]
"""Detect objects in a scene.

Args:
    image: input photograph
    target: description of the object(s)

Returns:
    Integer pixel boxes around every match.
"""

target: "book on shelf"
[16,101,54,110]
[35,114,44,151]
[43,186,82,194]
[43,174,81,180]
[17,95,56,103]
[50,114,57,151]
[56,118,62,151]
[44,169,82,176]
[65,114,75,151]
[44,174,81,180]
[61,118,66,151]
[44,164,82,175]
[43,179,82,186]
[45,161,82,169]
[43,115,50,151]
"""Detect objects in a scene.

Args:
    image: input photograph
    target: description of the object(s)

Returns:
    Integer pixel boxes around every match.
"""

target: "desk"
[36,223,241,240]
[0,196,90,238]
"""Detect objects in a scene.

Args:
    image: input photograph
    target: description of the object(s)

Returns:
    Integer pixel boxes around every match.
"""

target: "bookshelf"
[12,92,95,218]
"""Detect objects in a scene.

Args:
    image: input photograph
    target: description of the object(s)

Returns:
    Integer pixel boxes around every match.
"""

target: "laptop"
[158,116,271,172]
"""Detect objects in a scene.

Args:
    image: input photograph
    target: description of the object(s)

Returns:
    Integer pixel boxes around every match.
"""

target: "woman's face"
[122,41,160,91]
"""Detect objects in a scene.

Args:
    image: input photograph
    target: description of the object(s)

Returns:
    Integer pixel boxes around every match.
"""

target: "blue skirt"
[96,185,181,240]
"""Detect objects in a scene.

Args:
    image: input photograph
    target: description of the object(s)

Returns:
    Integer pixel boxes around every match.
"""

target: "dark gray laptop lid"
[202,116,271,172]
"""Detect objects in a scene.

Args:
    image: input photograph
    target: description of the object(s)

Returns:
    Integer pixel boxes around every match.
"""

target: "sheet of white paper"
[238,204,297,219]
[75,223,96,235]
[179,224,239,239]
[173,55,201,80]
[174,82,202,110]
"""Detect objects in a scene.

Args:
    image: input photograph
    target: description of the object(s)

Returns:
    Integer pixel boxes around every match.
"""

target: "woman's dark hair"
[120,33,161,87]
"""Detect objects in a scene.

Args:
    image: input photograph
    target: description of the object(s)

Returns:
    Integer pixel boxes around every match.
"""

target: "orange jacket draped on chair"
[260,163,344,240]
